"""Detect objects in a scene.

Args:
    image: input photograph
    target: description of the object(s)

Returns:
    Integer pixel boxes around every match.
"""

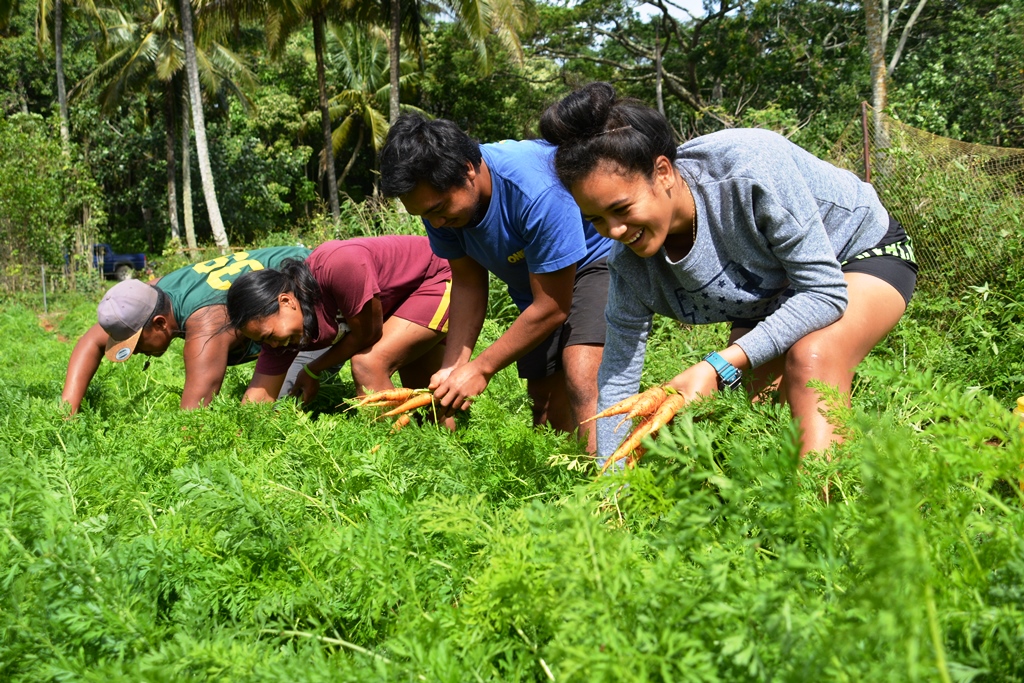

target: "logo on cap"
[115,347,132,361]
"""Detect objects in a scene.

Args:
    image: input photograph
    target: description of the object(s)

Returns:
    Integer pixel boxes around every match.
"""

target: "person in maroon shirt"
[226,236,452,405]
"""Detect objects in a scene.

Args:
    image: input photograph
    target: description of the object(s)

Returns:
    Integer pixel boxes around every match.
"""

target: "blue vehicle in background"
[91,243,147,281]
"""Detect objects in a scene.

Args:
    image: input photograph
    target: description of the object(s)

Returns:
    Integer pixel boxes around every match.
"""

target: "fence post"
[861,101,872,184]
[41,264,48,314]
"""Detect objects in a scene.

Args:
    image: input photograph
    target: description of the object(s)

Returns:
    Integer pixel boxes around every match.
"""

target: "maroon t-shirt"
[255,236,450,375]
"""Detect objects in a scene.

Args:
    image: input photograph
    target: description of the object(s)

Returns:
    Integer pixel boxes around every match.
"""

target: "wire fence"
[830,105,1024,289]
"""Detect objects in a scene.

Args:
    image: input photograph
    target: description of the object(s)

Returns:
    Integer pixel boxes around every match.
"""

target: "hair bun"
[540,82,617,145]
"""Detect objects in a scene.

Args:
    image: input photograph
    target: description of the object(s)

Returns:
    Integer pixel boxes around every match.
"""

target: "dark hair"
[378,114,483,197]
[226,259,321,344]
[539,82,678,189]
[143,287,171,330]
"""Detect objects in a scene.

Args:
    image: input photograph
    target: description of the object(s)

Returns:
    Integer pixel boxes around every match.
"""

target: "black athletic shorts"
[840,214,918,306]
[731,214,918,331]
[517,258,609,380]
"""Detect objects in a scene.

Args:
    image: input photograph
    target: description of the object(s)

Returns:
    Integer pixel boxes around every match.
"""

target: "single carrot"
[626,446,646,469]
[645,394,687,433]
[378,392,436,418]
[581,393,646,424]
[390,414,413,433]
[355,397,412,410]
[615,385,668,430]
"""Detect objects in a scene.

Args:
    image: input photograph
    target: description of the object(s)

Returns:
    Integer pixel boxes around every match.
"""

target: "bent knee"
[784,339,836,380]
[350,350,398,379]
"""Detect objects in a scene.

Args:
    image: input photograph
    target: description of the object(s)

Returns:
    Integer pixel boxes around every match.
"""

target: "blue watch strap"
[703,351,742,390]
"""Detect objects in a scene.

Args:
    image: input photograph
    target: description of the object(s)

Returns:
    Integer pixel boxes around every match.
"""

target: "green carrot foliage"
[1,277,1023,681]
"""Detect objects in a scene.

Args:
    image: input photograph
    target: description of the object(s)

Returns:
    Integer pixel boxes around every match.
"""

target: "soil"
[37,314,69,343]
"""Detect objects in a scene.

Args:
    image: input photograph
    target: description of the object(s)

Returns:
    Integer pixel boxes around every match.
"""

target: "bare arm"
[61,323,109,414]
[243,297,383,405]
[437,256,490,373]
[433,263,575,412]
[472,264,574,377]
[243,372,287,404]
[286,296,384,403]
[180,306,241,409]
[304,296,383,377]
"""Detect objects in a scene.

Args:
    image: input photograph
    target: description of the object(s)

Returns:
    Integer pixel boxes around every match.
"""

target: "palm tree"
[74,0,254,250]
[385,0,530,123]
[324,22,421,188]
[309,5,341,222]
[179,0,228,249]
[250,0,355,224]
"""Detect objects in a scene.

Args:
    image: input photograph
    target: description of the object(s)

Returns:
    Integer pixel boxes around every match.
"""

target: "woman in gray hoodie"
[540,82,917,463]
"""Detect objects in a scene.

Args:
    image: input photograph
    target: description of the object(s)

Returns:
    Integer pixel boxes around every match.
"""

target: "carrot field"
[1,273,1023,681]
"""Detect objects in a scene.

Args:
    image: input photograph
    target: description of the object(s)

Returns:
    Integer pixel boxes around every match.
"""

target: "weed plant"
[1,270,1023,681]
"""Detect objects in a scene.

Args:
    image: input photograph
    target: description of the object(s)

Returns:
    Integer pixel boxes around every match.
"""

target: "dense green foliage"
[0,113,105,274]
[3,0,1022,259]
[2,251,1024,679]
[889,0,1024,145]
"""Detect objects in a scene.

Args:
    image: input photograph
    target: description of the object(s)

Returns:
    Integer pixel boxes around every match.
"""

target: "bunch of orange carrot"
[583,385,687,474]
[348,388,438,432]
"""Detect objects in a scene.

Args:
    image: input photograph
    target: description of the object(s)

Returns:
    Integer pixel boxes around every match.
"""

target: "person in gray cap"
[61,246,312,414]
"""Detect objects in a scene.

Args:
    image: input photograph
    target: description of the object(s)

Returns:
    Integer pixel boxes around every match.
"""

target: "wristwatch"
[703,351,742,390]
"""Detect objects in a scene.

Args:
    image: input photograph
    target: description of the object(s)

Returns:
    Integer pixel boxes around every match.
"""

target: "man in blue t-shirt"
[379,115,611,450]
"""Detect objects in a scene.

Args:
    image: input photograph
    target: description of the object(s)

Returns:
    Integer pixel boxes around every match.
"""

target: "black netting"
[831,106,1024,289]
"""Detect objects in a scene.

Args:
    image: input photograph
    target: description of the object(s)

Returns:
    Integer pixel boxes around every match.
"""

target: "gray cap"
[97,279,158,362]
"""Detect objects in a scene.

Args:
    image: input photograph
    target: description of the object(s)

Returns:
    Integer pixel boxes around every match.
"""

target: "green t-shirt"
[157,246,311,365]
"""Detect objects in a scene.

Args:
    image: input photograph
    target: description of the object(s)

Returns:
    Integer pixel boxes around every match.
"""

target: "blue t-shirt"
[426,139,611,310]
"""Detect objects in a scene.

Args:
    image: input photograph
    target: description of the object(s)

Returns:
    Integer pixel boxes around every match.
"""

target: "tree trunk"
[338,124,365,189]
[312,12,340,224]
[182,103,197,252]
[17,76,29,114]
[53,0,70,152]
[654,24,664,116]
[179,0,229,251]
[164,83,181,245]
[142,206,154,252]
[389,0,400,124]
[864,0,887,145]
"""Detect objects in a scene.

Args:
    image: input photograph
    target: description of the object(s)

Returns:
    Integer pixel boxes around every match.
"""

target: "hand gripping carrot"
[600,393,687,474]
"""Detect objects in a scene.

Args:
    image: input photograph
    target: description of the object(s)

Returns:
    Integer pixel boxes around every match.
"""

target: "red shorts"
[390,271,451,332]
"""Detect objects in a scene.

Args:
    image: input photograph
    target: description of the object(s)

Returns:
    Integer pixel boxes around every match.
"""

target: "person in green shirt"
[61,247,311,413]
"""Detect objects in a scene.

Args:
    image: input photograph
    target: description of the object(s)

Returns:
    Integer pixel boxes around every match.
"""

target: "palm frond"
[154,35,185,80]
[328,89,366,109]
[34,0,53,47]
[70,44,133,103]
[331,112,357,154]
[206,42,257,90]
[94,7,136,48]
[364,105,389,150]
